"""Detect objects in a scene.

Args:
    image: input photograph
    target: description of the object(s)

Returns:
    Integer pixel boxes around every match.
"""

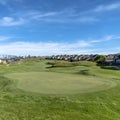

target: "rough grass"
[0,60,119,120]
[47,60,96,67]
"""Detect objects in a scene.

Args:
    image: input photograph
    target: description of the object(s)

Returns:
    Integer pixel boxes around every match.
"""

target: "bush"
[95,55,106,65]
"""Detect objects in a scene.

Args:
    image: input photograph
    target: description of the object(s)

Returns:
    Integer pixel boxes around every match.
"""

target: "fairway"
[0,60,120,120]
[6,72,116,94]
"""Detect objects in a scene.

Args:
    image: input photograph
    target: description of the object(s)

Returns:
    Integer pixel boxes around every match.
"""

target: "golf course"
[6,72,116,95]
[0,60,120,120]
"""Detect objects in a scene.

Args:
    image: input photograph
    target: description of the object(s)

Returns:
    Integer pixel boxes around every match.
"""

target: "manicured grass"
[0,60,119,120]
[6,72,116,94]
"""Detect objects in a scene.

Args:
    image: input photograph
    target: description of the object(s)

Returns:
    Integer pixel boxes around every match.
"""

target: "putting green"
[6,72,116,94]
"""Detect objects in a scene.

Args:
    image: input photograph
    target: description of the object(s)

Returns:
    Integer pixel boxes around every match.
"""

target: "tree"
[95,55,106,64]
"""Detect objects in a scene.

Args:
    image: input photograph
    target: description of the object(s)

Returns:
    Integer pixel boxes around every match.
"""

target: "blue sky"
[0,0,120,56]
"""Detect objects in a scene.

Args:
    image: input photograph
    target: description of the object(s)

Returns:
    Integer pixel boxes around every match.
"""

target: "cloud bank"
[0,35,120,56]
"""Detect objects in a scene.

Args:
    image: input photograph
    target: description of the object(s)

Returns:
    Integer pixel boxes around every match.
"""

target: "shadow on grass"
[76,69,96,77]
[81,65,91,67]
[46,65,74,69]
[96,63,119,71]
[46,66,53,68]
[78,70,90,75]
[76,69,90,75]
[100,66,118,70]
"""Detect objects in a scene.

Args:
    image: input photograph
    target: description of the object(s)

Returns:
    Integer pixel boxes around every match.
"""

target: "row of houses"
[106,54,120,65]
[0,54,120,65]
[0,59,7,64]
[0,57,21,65]
[46,53,120,65]
[46,54,98,61]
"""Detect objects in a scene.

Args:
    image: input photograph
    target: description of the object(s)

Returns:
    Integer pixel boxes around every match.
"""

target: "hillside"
[0,60,119,120]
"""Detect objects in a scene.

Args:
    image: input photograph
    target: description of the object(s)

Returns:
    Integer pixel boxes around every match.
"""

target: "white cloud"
[0,0,8,6]
[37,17,98,23]
[93,3,120,12]
[0,10,97,26]
[0,40,91,56]
[23,3,120,24]
[0,36,11,41]
[31,12,58,19]
[90,35,120,43]
[76,17,98,23]
[0,2,119,26]
[0,17,26,26]
[0,41,118,56]
[48,11,96,23]
[23,10,98,23]
[0,0,23,5]
[0,34,120,56]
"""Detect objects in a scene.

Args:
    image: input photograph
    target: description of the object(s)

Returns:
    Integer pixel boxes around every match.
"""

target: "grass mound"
[47,61,96,67]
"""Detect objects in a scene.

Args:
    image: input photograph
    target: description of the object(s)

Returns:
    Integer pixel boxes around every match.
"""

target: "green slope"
[0,60,119,120]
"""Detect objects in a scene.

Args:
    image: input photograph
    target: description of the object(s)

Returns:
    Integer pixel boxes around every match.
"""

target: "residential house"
[0,59,7,65]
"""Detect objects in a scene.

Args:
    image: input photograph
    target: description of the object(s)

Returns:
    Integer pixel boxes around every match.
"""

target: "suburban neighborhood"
[46,53,120,65]
[0,53,120,65]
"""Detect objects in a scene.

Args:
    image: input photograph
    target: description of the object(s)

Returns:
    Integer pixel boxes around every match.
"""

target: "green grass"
[5,72,116,94]
[0,60,120,120]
